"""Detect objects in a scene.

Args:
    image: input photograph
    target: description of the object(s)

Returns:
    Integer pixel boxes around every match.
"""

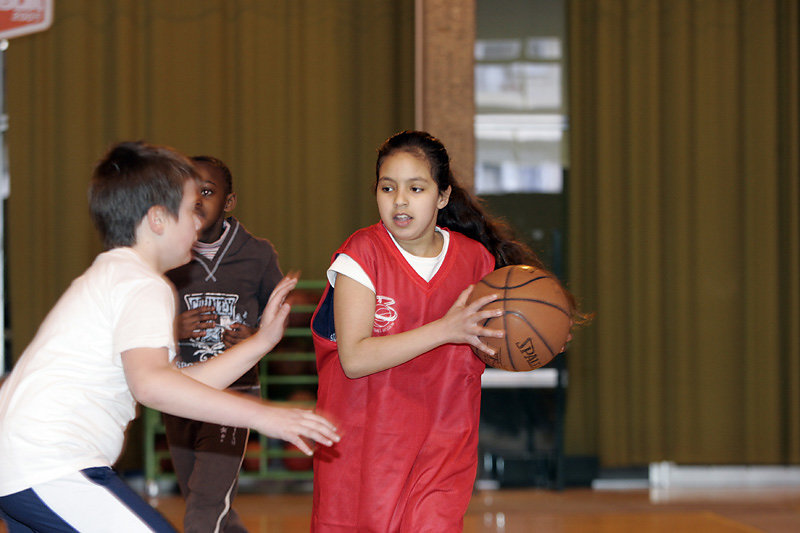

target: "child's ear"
[224,192,238,212]
[437,186,452,209]
[146,206,168,235]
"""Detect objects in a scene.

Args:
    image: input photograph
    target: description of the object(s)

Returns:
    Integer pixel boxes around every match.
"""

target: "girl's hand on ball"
[466,266,572,370]
[472,333,502,356]
[441,285,504,352]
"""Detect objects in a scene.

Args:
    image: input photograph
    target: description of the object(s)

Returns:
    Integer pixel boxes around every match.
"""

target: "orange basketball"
[467,265,572,371]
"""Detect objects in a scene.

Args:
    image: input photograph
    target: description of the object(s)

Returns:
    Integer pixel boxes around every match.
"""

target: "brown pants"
[163,411,251,533]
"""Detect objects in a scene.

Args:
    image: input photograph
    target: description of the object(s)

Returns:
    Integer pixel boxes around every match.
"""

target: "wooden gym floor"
[5,486,798,532]
[152,487,800,532]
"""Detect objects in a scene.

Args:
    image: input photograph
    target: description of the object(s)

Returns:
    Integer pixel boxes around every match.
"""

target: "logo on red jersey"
[373,295,398,333]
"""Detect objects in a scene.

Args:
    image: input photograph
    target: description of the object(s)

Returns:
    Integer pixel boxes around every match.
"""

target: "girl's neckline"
[382,224,446,259]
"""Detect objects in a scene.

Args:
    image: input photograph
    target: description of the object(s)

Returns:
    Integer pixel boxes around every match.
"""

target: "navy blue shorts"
[0,467,176,532]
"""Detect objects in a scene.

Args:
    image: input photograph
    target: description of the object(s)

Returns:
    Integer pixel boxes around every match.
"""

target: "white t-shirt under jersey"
[328,226,451,290]
[0,247,176,496]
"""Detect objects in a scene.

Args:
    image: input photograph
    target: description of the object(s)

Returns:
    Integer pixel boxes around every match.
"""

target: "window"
[475,0,566,195]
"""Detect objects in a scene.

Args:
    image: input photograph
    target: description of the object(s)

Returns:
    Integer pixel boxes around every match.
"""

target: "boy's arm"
[122,345,338,454]
[180,275,297,388]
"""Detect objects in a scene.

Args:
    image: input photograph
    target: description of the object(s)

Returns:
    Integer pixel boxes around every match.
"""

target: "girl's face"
[376,151,450,256]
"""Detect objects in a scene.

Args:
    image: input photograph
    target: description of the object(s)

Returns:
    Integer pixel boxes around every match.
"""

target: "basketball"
[467,265,572,371]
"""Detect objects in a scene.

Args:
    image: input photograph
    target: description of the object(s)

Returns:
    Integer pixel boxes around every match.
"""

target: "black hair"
[89,141,197,249]
[191,155,233,195]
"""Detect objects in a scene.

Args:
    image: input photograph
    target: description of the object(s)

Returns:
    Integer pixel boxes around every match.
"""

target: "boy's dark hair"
[191,155,233,194]
[89,141,197,250]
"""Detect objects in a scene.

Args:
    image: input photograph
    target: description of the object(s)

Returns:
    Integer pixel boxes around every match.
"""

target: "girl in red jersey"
[311,131,565,532]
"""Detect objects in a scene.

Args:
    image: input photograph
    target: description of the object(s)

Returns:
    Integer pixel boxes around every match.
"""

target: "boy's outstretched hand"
[257,405,340,456]
[252,273,300,350]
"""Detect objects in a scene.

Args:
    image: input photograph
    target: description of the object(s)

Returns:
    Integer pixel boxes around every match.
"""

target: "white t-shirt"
[328,226,451,291]
[0,247,176,495]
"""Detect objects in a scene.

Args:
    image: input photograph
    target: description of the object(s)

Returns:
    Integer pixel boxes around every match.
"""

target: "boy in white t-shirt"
[0,141,339,532]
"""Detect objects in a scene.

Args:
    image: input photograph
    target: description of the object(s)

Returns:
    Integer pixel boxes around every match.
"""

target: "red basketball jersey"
[311,223,494,532]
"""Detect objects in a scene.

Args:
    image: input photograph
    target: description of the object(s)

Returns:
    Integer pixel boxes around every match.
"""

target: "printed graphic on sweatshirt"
[180,293,247,363]
[373,295,398,333]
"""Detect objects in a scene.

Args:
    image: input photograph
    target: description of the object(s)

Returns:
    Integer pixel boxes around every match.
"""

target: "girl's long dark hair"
[376,130,589,322]
[376,130,543,269]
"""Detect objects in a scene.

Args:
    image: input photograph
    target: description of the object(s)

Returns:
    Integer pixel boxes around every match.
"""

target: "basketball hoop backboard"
[0,0,53,40]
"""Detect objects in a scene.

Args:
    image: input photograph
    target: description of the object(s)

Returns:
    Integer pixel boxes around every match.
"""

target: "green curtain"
[6,0,414,359]
[567,0,800,465]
